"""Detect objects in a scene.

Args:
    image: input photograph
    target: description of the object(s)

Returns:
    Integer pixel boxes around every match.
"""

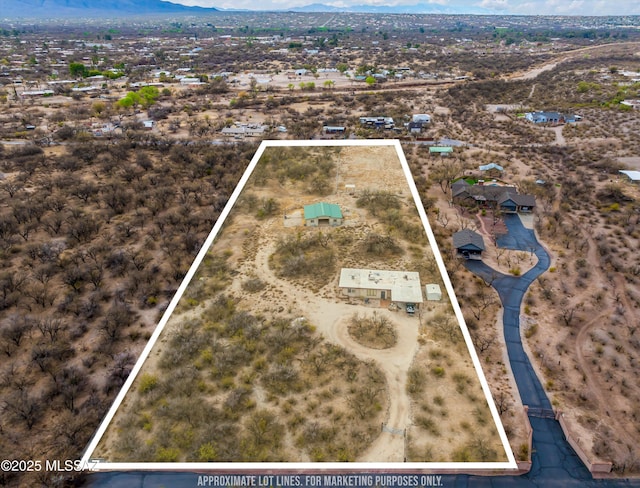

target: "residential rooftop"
[339,268,423,304]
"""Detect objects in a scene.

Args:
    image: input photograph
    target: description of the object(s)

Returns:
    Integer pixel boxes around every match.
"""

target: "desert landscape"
[92,144,509,464]
[1,11,640,485]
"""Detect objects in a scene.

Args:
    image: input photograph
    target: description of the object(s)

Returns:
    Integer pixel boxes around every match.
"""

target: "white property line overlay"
[81,139,517,471]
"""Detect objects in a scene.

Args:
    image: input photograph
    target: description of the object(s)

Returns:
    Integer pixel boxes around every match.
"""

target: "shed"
[425,284,442,301]
[619,170,640,183]
[429,146,453,156]
[304,202,343,227]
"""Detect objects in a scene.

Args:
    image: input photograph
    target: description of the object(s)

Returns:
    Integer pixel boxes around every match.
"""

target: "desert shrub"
[362,233,402,256]
[241,277,266,293]
[406,367,426,395]
[356,190,401,216]
[347,312,397,349]
[138,373,158,394]
[431,366,445,378]
[272,232,335,280]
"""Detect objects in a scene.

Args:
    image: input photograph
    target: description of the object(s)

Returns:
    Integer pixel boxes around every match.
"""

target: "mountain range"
[0,0,501,18]
[287,2,493,14]
[1,0,218,18]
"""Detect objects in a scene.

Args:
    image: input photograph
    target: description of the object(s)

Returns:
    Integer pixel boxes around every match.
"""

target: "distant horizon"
[165,0,640,16]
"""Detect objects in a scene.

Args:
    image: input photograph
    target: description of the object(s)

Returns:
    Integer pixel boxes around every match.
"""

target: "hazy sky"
[171,0,640,15]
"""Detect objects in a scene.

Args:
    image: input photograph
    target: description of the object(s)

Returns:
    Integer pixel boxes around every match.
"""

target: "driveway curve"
[466,214,595,482]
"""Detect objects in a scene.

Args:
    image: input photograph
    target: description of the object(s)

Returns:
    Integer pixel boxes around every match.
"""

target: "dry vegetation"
[0,139,254,485]
[94,144,506,464]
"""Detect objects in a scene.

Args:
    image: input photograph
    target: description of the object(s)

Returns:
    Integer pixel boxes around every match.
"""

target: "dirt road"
[506,41,640,82]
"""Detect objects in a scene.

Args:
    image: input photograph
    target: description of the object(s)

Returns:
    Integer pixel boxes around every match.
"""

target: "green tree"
[138,85,159,107]
[69,62,87,78]
[117,91,141,109]
[365,76,376,86]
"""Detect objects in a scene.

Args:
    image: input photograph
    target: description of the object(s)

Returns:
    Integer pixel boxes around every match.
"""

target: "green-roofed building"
[304,202,343,227]
[429,146,453,156]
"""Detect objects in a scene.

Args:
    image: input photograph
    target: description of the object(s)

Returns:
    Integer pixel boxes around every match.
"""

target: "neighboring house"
[220,125,267,137]
[525,111,581,124]
[497,193,536,213]
[339,268,424,308]
[407,121,426,134]
[412,113,431,123]
[451,179,471,194]
[20,90,54,97]
[304,202,343,227]
[453,183,511,206]
[452,182,535,213]
[453,229,485,260]
[359,117,395,129]
[179,77,202,85]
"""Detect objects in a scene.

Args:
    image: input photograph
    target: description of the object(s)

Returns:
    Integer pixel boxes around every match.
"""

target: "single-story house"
[359,117,395,129]
[407,121,426,134]
[453,183,516,204]
[453,229,485,259]
[339,268,424,307]
[304,202,343,227]
[452,183,535,213]
[412,113,431,124]
[323,126,345,134]
[220,125,267,137]
[525,111,581,124]
[21,90,54,97]
[498,193,536,213]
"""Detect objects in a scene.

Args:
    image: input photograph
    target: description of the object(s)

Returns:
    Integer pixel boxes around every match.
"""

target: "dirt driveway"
[240,220,420,462]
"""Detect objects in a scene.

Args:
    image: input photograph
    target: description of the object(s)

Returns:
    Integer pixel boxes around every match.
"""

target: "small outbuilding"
[453,229,485,260]
[425,284,442,301]
[429,146,453,156]
[619,170,640,183]
[304,202,343,227]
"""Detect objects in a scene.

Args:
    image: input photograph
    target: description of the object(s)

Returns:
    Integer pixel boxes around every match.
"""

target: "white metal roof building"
[339,268,423,304]
[619,170,640,182]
